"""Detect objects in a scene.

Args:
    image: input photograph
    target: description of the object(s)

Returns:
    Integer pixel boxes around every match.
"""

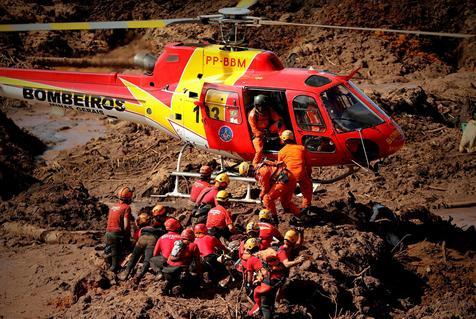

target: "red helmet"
[164,218,181,232]
[152,204,166,217]
[117,186,133,200]
[193,223,208,237]
[181,228,195,241]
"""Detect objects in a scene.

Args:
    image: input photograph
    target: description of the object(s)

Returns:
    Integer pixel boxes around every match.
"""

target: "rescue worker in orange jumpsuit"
[277,130,313,213]
[206,190,236,240]
[105,186,134,273]
[194,223,228,283]
[165,228,202,294]
[190,165,212,203]
[248,94,286,166]
[257,209,283,249]
[239,161,300,223]
[150,217,182,276]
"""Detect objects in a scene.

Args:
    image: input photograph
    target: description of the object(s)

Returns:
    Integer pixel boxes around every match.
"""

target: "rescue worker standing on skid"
[248,94,286,166]
[239,161,300,224]
[190,165,213,202]
[277,130,313,213]
[206,190,236,240]
[105,186,134,273]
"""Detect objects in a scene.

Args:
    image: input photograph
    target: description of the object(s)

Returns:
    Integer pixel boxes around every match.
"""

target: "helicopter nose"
[381,120,405,157]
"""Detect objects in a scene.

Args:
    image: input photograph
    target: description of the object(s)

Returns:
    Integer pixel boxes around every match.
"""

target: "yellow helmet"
[216,190,230,202]
[214,173,230,186]
[238,162,250,176]
[244,237,259,251]
[117,186,133,200]
[280,130,295,142]
[258,209,272,221]
[152,204,166,217]
[246,221,259,234]
[284,229,299,244]
[137,213,150,226]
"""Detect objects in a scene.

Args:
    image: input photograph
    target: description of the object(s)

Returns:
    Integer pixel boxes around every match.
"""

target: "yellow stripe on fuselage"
[174,45,262,138]
[0,76,62,90]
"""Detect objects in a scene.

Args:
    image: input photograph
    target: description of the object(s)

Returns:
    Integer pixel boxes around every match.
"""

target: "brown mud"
[0,0,475,318]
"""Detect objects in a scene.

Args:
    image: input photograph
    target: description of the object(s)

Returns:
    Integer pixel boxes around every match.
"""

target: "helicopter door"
[286,91,345,166]
[198,84,254,157]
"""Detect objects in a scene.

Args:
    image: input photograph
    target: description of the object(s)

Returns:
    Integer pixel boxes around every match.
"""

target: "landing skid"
[151,143,260,204]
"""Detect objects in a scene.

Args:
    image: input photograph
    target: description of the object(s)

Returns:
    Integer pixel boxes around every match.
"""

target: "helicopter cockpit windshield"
[321,84,384,132]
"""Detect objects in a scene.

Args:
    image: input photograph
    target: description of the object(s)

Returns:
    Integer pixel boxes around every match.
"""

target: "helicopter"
[0,1,472,202]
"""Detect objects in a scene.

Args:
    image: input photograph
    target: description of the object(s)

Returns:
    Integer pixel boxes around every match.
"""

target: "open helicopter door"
[197,83,254,159]
[286,90,346,166]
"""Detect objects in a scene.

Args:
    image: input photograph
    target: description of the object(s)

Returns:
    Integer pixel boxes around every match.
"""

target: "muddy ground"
[0,0,475,318]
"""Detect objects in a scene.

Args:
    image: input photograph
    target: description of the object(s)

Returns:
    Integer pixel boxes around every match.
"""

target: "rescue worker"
[190,165,213,202]
[150,217,182,276]
[243,238,263,288]
[277,130,313,213]
[133,212,150,242]
[151,204,168,230]
[121,215,163,283]
[193,223,228,283]
[257,209,283,249]
[277,229,306,269]
[248,253,288,319]
[239,161,300,223]
[248,94,286,166]
[195,173,230,206]
[165,228,202,294]
[105,186,134,273]
[206,190,236,240]
[237,222,261,273]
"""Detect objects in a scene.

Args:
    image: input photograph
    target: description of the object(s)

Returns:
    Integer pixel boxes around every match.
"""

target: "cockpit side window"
[292,95,325,132]
[321,85,384,132]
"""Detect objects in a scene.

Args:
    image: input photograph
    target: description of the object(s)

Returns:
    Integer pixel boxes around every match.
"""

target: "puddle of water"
[6,105,106,161]
[432,207,476,229]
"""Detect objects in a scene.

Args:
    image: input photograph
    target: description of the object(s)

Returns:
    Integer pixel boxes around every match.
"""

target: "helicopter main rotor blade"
[260,20,475,39]
[0,18,199,32]
[236,0,258,9]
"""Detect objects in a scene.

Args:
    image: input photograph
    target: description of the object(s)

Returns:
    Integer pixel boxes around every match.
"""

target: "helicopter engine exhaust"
[133,52,157,72]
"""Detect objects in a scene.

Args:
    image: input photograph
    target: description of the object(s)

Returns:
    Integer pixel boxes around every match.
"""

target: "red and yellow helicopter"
[0,1,472,200]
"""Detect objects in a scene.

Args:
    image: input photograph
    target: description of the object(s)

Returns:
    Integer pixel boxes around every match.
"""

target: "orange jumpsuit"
[248,107,285,166]
[278,144,313,208]
[255,164,300,217]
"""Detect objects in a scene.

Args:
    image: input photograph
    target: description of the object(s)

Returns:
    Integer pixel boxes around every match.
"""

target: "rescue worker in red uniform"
[195,173,230,206]
[277,130,313,213]
[190,165,212,203]
[237,222,261,274]
[150,217,182,276]
[257,209,283,249]
[248,94,286,166]
[243,238,263,296]
[121,214,164,283]
[133,212,150,242]
[151,204,168,231]
[206,190,236,240]
[165,228,202,294]
[277,229,306,269]
[239,161,300,223]
[194,223,228,283]
[105,186,134,273]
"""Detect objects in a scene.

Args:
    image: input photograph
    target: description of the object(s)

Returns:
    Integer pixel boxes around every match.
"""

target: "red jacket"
[153,231,181,258]
[196,186,219,206]
[167,242,201,268]
[194,234,226,257]
[190,180,211,202]
[258,222,283,249]
[206,205,233,229]
[106,202,132,234]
